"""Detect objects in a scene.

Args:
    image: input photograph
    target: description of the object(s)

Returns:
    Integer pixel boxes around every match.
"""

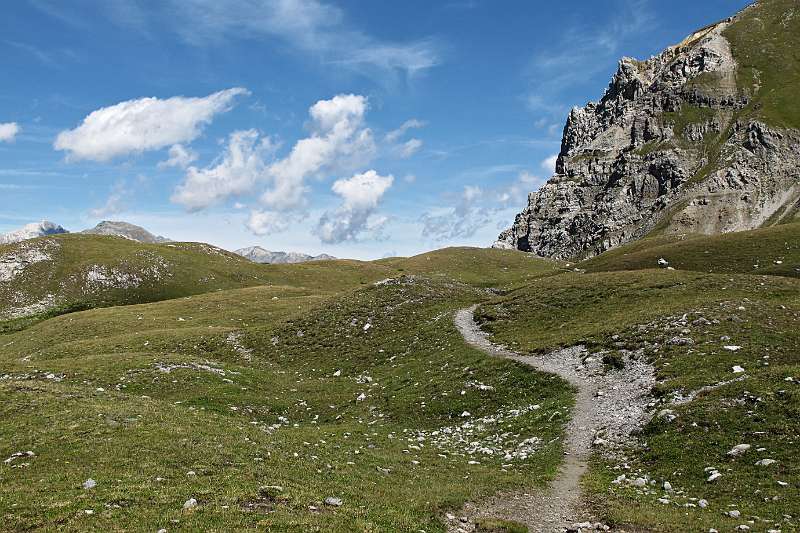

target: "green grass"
[0,234,273,320]
[2,227,800,531]
[379,247,563,291]
[0,247,569,531]
[662,105,719,140]
[475,259,800,531]
[582,222,800,277]
[1,236,553,323]
[725,0,800,129]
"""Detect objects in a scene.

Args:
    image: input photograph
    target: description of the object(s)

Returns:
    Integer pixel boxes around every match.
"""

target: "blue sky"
[0,0,751,259]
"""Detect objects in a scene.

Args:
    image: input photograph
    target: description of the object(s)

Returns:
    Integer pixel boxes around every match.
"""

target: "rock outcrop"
[82,221,170,244]
[497,1,800,259]
[0,221,68,244]
[235,246,336,264]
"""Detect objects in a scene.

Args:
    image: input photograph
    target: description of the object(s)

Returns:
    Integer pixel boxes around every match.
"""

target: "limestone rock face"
[497,7,800,259]
[81,221,170,244]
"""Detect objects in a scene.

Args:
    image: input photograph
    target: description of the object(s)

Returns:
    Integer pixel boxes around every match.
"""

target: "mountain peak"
[0,220,68,244]
[82,221,170,244]
[497,1,800,259]
[235,246,336,264]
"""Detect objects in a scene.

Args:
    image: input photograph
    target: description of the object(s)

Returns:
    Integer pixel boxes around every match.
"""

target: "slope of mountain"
[2,235,798,531]
[81,220,170,243]
[0,220,68,244]
[581,221,800,277]
[497,0,800,259]
[0,234,270,321]
[235,245,336,264]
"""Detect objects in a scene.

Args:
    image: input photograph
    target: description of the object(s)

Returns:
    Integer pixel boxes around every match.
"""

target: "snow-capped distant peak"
[235,246,336,264]
[0,220,68,244]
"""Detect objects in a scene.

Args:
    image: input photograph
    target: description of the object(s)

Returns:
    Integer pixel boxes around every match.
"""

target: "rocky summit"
[235,245,336,264]
[81,221,171,244]
[497,0,800,259]
[0,220,68,244]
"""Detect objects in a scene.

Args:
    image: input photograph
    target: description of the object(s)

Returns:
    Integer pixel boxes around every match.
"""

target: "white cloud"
[317,170,393,244]
[385,118,426,142]
[420,185,492,241]
[0,122,20,143]
[54,87,249,161]
[163,0,440,78]
[171,94,375,216]
[89,181,128,217]
[400,138,423,158]
[261,93,375,210]
[172,129,273,210]
[541,154,558,174]
[159,144,199,169]
[246,209,290,235]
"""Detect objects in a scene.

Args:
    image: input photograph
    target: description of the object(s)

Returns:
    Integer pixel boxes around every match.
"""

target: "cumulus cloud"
[54,87,249,161]
[541,154,558,174]
[159,144,199,169]
[261,93,375,210]
[171,94,376,220]
[246,209,290,235]
[0,122,20,143]
[420,185,492,241]
[317,170,393,244]
[172,129,273,210]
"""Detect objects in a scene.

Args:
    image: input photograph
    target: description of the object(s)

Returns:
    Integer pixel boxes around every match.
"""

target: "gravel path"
[451,306,655,532]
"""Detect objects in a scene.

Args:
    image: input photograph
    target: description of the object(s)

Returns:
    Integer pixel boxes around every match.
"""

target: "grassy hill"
[0,248,568,531]
[725,0,800,130]
[1,236,557,328]
[582,222,800,278]
[476,268,800,531]
[474,225,800,531]
[0,234,269,321]
[0,234,402,327]
[379,246,564,290]
[1,229,799,531]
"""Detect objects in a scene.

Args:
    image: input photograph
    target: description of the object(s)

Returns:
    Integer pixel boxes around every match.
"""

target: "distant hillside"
[0,234,269,321]
[0,220,67,244]
[235,245,336,264]
[82,220,170,243]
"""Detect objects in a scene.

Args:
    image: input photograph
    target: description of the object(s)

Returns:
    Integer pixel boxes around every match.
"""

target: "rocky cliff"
[496,0,800,259]
[81,221,170,244]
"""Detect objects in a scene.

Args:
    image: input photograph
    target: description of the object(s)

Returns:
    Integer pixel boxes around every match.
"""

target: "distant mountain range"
[0,220,68,244]
[235,246,336,264]
[81,221,170,244]
[1,221,335,264]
